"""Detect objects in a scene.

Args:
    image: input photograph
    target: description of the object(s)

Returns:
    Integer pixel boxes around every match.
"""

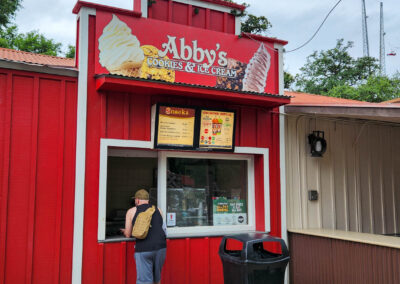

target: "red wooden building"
[0,1,289,283]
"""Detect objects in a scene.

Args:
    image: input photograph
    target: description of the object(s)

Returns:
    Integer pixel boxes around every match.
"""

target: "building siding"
[285,114,400,234]
[0,69,77,284]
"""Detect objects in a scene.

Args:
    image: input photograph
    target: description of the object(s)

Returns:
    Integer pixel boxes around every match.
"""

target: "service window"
[160,152,255,237]
[104,149,158,239]
[98,146,256,241]
[166,158,248,227]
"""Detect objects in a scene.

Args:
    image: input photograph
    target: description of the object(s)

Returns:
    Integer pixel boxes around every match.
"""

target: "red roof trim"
[241,33,288,46]
[96,75,290,108]
[73,1,142,17]
[198,0,246,11]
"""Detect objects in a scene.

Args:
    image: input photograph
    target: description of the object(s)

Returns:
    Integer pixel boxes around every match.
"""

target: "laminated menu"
[199,110,235,150]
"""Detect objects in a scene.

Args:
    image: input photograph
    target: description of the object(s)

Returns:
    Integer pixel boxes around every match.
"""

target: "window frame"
[159,151,255,237]
[98,138,270,241]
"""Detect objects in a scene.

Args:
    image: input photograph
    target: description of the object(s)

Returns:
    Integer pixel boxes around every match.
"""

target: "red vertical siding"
[60,81,77,284]
[172,2,188,25]
[5,75,34,284]
[192,6,206,29]
[0,69,77,284]
[148,2,236,33]
[269,109,281,238]
[227,14,235,34]
[148,1,168,22]
[32,78,62,284]
[209,10,224,33]
[0,73,10,283]
[129,95,151,141]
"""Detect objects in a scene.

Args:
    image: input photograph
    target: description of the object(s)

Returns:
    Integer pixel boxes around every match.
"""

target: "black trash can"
[219,232,290,284]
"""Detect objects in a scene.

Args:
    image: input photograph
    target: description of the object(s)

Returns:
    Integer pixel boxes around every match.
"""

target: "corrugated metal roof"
[99,74,291,100]
[381,97,400,104]
[0,47,75,68]
[286,91,372,106]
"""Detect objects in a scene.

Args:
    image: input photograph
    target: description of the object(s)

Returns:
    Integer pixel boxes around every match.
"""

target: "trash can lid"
[223,232,278,243]
[219,232,290,262]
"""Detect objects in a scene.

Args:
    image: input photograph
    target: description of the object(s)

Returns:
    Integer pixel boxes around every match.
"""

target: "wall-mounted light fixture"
[308,131,327,157]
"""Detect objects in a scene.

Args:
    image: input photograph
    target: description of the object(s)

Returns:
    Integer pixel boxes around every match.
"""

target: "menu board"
[199,110,235,150]
[213,197,247,226]
[156,106,196,147]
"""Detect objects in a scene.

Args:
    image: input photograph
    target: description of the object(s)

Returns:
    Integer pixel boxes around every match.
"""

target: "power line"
[285,0,343,53]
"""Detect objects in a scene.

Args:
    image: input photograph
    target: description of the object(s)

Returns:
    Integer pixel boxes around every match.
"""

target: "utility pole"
[379,2,386,75]
[361,0,370,57]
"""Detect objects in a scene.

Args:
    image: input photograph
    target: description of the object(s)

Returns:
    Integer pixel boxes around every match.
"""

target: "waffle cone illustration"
[242,43,271,93]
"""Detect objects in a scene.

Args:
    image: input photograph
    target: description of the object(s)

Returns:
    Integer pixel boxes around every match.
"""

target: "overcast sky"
[14,0,400,76]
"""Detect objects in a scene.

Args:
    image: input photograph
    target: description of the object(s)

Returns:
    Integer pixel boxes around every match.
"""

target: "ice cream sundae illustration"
[242,43,271,93]
[212,118,223,135]
[98,15,144,77]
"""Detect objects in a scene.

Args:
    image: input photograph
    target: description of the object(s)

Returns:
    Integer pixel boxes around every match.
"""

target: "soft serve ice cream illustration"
[242,43,271,93]
[98,15,144,77]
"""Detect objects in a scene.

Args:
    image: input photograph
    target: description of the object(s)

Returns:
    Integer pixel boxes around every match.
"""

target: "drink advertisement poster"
[213,197,247,226]
[155,106,196,148]
[199,110,235,150]
[95,12,279,95]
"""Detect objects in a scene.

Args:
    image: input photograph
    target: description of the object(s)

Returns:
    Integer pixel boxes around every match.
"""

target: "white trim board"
[235,147,270,232]
[72,6,96,284]
[97,139,271,240]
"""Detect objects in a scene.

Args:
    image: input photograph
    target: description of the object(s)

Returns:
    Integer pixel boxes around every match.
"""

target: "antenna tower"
[361,0,370,57]
[379,2,386,75]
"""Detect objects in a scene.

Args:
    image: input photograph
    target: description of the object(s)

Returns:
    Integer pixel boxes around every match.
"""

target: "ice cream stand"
[0,0,290,283]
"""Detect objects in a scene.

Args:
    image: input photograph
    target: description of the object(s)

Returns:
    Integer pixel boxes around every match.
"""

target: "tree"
[328,74,400,103]
[0,26,62,56]
[65,45,75,59]
[295,39,380,95]
[241,14,272,34]
[284,71,295,89]
[225,1,272,35]
[0,0,22,29]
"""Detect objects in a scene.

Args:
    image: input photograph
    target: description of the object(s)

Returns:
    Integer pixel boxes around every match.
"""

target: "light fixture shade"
[308,131,327,157]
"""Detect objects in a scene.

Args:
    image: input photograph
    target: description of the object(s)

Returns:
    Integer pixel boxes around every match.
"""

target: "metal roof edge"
[96,73,291,99]
[0,59,79,77]
[285,105,400,120]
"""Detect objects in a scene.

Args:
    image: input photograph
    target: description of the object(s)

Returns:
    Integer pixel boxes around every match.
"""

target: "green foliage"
[0,0,22,29]
[227,2,271,34]
[0,25,63,56]
[14,30,62,56]
[241,14,272,34]
[294,39,400,102]
[65,45,75,59]
[0,25,18,48]
[295,39,380,95]
[284,71,295,89]
[328,74,400,103]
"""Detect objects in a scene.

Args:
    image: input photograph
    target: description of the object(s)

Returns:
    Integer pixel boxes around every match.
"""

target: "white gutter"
[72,7,96,284]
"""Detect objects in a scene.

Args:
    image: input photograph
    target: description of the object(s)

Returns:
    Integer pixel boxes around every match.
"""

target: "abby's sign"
[95,11,279,94]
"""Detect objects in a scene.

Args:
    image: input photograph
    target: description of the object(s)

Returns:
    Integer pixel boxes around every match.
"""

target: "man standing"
[122,189,167,284]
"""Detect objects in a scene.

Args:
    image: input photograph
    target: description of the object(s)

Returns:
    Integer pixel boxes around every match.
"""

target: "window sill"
[99,229,263,243]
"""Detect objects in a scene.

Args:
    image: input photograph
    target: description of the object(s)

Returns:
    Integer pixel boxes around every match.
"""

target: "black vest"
[132,204,166,252]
